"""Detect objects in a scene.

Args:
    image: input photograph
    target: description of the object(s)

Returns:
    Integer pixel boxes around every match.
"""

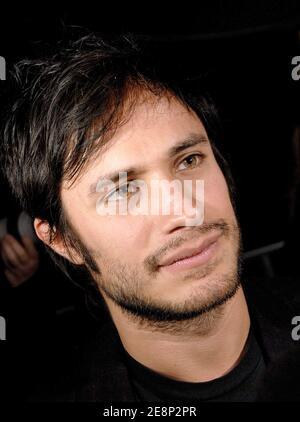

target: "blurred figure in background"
[0,211,40,288]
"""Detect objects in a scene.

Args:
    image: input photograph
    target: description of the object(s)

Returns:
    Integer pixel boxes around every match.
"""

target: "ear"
[33,217,84,265]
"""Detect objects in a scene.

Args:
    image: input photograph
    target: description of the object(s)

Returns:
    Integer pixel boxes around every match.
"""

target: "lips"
[159,232,222,268]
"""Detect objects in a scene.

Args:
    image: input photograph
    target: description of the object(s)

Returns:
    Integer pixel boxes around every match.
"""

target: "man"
[0,34,298,402]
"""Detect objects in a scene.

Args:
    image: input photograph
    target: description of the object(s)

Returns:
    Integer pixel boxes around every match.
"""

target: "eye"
[106,181,138,201]
[177,153,205,171]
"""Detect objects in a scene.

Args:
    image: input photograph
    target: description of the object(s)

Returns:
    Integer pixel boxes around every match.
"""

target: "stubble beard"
[95,222,242,336]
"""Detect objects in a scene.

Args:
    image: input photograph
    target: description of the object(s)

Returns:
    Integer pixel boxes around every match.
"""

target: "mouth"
[159,232,221,273]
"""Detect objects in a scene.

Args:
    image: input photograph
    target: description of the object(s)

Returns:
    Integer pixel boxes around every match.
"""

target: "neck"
[104,287,250,383]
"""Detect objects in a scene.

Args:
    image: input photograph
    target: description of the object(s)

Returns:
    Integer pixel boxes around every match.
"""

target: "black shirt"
[124,328,266,402]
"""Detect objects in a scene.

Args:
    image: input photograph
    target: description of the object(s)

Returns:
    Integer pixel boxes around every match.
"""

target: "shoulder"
[242,276,300,362]
[22,315,134,402]
[243,275,300,320]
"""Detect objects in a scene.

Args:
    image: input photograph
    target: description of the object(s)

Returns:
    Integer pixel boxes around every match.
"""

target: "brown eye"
[177,153,204,171]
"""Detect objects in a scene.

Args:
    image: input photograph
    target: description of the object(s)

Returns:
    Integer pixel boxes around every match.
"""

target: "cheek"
[204,166,235,220]
[80,213,150,263]
[62,196,106,253]
[65,189,151,262]
[101,215,152,261]
[73,213,106,252]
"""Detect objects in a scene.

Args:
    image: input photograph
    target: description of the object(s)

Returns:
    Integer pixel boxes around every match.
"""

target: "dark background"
[1,0,300,400]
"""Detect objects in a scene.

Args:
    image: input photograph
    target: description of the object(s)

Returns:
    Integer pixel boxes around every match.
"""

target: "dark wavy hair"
[0,33,236,293]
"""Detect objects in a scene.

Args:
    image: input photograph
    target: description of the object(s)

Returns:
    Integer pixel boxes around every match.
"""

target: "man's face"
[60,94,240,321]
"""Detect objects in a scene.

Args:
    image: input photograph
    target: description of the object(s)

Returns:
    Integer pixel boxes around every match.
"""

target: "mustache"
[144,219,232,274]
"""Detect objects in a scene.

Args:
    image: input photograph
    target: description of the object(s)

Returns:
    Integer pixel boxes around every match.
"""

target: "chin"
[160,268,239,304]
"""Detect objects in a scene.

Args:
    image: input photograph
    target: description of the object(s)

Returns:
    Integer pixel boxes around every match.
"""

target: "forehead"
[91,96,207,166]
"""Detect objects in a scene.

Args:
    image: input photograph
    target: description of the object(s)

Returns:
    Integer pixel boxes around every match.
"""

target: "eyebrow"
[88,133,208,196]
[168,134,208,157]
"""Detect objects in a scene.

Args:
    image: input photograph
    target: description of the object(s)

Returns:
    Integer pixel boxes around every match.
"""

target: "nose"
[162,215,194,235]
[151,176,204,235]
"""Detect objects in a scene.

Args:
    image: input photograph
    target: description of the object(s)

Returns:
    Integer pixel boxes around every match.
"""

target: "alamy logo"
[0,56,6,80]
[95,173,205,227]
[291,56,300,81]
[0,316,6,340]
[291,316,300,341]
